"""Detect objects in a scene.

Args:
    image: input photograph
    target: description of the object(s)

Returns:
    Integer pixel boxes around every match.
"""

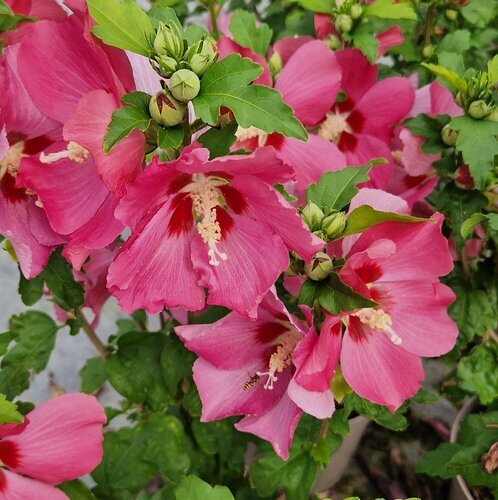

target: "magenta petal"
[335,49,378,106]
[191,214,289,319]
[272,35,315,64]
[314,14,334,39]
[235,393,302,460]
[287,377,334,419]
[18,17,121,123]
[231,175,323,262]
[355,77,415,144]
[399,127,440,177]
[0,470,67,500]
[275,40,341,126]
[380,281,457,356]
[0,125,8,158]
[3,393,105,484]
[193,358,289,421]
[64,89,145,196]
[375,25,404,58]
[275,134,346,191]
[341,322,424,411]
[429,81,462,117]
[107,202,205,314]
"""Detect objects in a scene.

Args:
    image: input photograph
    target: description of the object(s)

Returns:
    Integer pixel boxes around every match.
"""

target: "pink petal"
[270,133,346,191]
[64,89,145,196]
[378,280,457,356]
[193,358,290,421]
[231,175,324,262]
[275,40,341,126]
[429,81,463,117]
[272,35,315,64]
[18,17,121,123]
[341,320,424,411]
[287,377,334,419]
[0,470,67,500]
[335,49,378,106]
[409,83,432,117]
[387,165,438,209]
[355,77,415,144]
[126,51,162,95]
[26,0,66,20]
[217,36,272,86]
[314,14,334,39]
[399,127,440,177]
[2,393,105,484]
[235,393,302,460]
[0,125,8,158]
[376,26,404,58]
[349,187,409,215]
[191,214,289,319]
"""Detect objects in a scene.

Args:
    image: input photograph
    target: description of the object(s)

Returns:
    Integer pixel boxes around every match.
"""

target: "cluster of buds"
[301,202,347,241]
[456,71,497,120]
[332,0,364,35]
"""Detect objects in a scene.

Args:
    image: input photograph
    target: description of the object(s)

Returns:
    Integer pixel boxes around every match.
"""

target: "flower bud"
[155,55,178,77]
[169,69,201,102]
[324,34,341,50]
[185,39,217,76]
[322,211,347,240]
[445,8,458,21]
[149,90,186,127]
[304,252,334,281]
[422,44,434,58]
[456,91,466,108]
[269,51,282,78]
[350,4,363,19]
[301,202,324,231]
[468,100,491,119]
[487,107,498,122]
[153,21,184,59]
[335,14,352,34]
[441,123,459,146]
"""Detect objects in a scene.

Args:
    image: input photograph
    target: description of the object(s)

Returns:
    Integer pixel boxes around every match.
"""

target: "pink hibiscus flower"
[107,145,323,318]
[329,190,458,411]
[176,291,340,459]
[222,39,347,191]
[0,393,105,499]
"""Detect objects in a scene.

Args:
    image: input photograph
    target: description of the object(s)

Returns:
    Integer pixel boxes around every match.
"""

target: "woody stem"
[78,311,108,359]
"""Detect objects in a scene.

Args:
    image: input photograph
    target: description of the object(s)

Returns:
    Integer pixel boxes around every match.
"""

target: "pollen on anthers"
[0,141,25,180]
[317,111,351,143]
[352,307,402,345]
[39,141,90,164]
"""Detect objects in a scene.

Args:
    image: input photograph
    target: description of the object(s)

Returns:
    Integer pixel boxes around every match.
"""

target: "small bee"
[243,373,260,391]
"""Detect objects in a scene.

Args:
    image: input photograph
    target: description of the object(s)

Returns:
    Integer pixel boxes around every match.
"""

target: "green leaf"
[160,334,195,395]
[299,273,378,315]
[229,10,272,56]
[80,356,107,394]
[88,0,153,56]
[487,213,498,231]
[450,115,498,189]
[461,0,497,27]
[439,30,471,53]
[104,92,152,153]
[306,165,372,213]
[344,393,408,431]
[106,331,176,409]
[198,123,238,159]
[147,6,182,30]
[488,55,498,85]
[0,393,23,424]
[58,480,97,500]
[157,125,184,149]
[294,0,334,13]
[421,63,468,94]
[193,55,307,141]
[460,212,487,240]
[404,113,450,154]
[341,205,427,238]
[18,271,44,306]
[41,250,84,311]
[457,344,498,404]
[364,0,417,20]
[184,24,208,46]
[351,28,379,63]
[0,312,58,398]
[416,443,462,480]
[174,475,234,500]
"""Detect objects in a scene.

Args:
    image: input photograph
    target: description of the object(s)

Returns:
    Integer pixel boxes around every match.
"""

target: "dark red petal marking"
[337,131,357,153]
[207,171,232,180]
[370,285,395,311]
[215,206,234,238]
[346,109,365,134]
[1,173,28,203]
[0,440,20,469]
[353,262,383,285]
[336,98,355,114]
[265,133,284,150]
[0,469,5,493]
[166,173,192,195]
[167,193,193,236]
[219,185,247,214]
[23,136,53,156]
[255,322,289,344]
[347,316,369,343]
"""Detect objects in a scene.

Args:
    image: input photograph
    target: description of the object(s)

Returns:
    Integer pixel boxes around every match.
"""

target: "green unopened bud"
[154,21,184,59]
[301,202,325,231]
[422,44,434,58]
[149,90,186,127]
[269,51,283,78]
[456,91,466,108]
[468,99,491,119]
[441,123,458,146]
[156,55,178,77]
[169,69,200,102]
[350,4,363,19]
[445,8,458,21]
[304,252,334,281]
[487,106,498,122]
[322,212,347,239]
[324,34,341,51]
[335,14,352,34]
[186,39,217,76]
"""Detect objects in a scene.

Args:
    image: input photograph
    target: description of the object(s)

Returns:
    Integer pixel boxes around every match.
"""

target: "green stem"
[208,0,220,41]
[78,311,108,359]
